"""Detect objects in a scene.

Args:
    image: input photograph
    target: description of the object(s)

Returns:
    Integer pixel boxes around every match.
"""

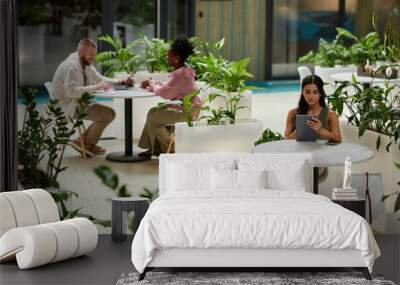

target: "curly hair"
[170,36,194,63]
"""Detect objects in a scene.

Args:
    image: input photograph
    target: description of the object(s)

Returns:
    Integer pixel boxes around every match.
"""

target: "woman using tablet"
[284,75,342,143]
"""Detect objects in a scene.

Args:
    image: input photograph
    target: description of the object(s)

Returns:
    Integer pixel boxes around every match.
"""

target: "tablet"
[296,114,317,142]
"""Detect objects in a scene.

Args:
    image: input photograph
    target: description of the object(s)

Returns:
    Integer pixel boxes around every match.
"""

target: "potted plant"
[174,59,263,153]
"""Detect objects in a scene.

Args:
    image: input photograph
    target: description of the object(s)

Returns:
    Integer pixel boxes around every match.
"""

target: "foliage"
[94,165,159,202]
[114,0,155,28]
[158,90,201,127]
[299,16,400,67]
[137,36,170,73]
[328,73,400,151]
[94,165,158,231]
[199,91,250,125]
[139,188,159,202]
[379,16,400,63]
[212,58,254,93]
[255,129,284,146]
[18,0,48,26]
[96,35,143,76]
[94,165,131,197]
[18,88,93,188]
[381,162,400,220]
[187,38,225,80]
[196,57,253,126]
[17,89,107,226]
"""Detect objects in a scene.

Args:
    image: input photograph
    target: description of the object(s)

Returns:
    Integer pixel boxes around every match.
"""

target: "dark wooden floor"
[0,234,398,285]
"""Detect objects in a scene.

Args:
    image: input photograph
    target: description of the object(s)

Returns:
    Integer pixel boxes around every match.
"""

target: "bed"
[131,154,380,280]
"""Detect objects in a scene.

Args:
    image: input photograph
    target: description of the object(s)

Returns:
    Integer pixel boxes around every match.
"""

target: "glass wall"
[113,0,156,46]
[18,0,103,87]
[270,0,400,79]
[271,1,343,78]
[17,0,157,88]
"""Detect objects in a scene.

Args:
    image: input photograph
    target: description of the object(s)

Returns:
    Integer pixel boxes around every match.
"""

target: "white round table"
[95,87,155,162]
[253,140,374,194]
[330,72,400,87]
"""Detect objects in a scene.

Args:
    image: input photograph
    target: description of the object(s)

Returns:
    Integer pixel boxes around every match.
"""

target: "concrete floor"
[0,235,133,285]
[0,234,398,285]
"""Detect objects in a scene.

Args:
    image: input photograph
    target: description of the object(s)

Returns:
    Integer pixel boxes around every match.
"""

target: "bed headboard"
[159,153,314,195]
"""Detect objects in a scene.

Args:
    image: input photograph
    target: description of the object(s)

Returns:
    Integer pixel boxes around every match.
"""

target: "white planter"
[175,119,263,153]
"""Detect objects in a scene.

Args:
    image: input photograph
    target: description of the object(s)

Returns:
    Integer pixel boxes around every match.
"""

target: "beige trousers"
[138,107,197,154]
[82,103,116,145]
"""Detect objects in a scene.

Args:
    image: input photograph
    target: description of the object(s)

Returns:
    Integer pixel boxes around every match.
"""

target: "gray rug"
[116,272,395,285]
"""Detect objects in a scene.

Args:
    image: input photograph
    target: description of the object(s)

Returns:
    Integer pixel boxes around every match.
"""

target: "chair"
[0,189,97,269]
[44,82,88,158]
[297,66,312,83]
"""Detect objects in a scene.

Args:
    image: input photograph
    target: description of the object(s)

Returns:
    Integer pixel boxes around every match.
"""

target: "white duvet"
[131,190,380,273]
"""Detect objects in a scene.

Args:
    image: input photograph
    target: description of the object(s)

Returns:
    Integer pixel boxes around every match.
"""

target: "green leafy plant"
[197,57,253,126]
[138,36,170,73]
[188,38,225,80]
[379,16,400,63]
[17,89,108,226]
[114,0,155,28]
[18,89,93,188]
[381,162,400,220]
[94,165,131,197]
[329,73,400,151]
[299,16,400,67]
[158,90,201,127]
[139,188,159,202]
[255,129,284,145]
[18,0,48,26]
[94,165,159,202]
[96,35,143,76]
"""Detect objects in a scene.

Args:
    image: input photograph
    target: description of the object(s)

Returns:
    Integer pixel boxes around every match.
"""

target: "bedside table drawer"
[333,200,366,218]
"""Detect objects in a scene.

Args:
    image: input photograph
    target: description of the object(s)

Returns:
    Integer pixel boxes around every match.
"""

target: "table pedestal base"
[106,151,150,162]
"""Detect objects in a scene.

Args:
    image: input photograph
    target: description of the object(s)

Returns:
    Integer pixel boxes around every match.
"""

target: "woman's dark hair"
[170,36,194,63]
[297,74,327,114]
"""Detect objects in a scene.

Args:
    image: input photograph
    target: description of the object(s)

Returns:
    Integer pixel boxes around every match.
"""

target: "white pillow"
[168,163,210,191]
[237,158,309,191]
[211,168,237,190]
[167,159,235,191]
[236,169,267,189]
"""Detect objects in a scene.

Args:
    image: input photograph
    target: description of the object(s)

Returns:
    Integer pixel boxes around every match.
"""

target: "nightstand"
[111,197,150,242]
[333,199,366,218]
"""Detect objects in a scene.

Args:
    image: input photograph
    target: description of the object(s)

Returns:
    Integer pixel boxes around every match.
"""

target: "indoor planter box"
[175,119,263,153]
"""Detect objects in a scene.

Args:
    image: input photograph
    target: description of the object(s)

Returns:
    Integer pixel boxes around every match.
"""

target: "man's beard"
[80,56,91,66]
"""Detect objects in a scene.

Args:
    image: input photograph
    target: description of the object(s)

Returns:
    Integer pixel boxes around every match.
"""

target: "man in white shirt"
[53,38,134,156]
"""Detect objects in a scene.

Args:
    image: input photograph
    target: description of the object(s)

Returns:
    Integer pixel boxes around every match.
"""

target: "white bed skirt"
[148,248,366,268]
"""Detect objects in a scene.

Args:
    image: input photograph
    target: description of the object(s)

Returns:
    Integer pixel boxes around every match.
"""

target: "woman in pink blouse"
[138,37,200,157]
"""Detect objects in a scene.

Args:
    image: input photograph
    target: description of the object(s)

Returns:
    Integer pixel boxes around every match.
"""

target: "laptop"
[296,114,318,142]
